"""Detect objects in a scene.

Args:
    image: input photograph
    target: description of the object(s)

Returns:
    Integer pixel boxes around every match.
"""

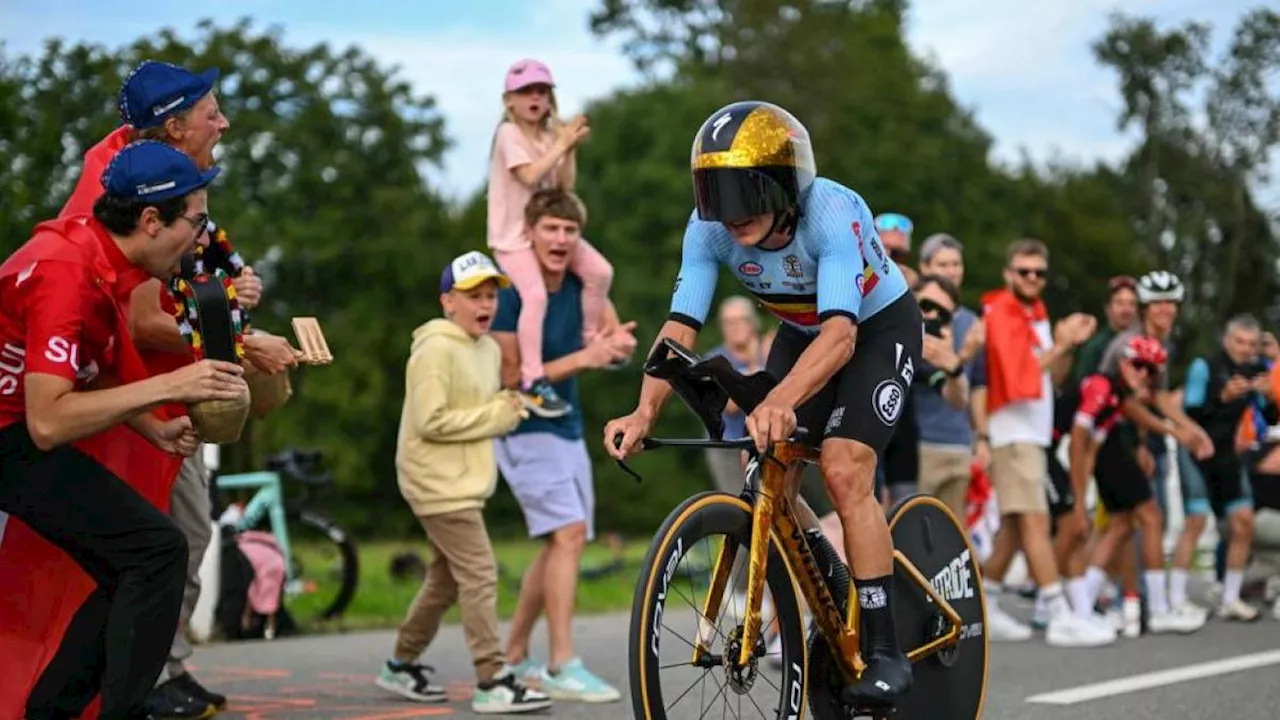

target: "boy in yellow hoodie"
[376,250,552,715]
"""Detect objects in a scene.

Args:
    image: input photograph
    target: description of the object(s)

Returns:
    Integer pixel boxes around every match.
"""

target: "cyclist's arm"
[130,278,188,354]
[766,316,855,409]
[1068,424,1095,505]
[632,218,720,419]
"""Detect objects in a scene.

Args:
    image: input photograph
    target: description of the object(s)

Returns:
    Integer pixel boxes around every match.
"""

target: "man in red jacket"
[60,60,295,716]
[0,139,247,720]
[970,238,1115,647]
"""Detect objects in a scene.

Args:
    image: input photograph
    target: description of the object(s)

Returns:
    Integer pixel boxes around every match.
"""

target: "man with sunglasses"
[1064,335,1205,633]
[971,239,1111,646]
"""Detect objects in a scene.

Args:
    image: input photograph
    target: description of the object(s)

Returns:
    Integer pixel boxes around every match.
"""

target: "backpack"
[214,527,298,641]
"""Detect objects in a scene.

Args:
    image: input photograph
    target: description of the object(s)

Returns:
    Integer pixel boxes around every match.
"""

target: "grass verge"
[287,537,650,633]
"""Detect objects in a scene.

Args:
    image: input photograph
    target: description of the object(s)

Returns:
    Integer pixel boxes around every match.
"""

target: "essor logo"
[738,262,763,276]
[0,342,26,396]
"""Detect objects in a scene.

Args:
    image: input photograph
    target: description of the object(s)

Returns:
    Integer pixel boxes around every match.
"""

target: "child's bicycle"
[615,338,988,720]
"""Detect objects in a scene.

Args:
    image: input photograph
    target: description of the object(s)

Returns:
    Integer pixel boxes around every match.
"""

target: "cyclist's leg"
[1170,446,1211,609]
[807,294,921,702]
[1215,460,1259,619]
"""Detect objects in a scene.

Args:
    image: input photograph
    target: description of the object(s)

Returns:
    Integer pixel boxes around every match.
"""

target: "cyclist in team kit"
[604,101,922,705]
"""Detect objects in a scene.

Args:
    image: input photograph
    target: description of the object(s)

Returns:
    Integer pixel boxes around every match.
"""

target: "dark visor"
[693,168,791,223]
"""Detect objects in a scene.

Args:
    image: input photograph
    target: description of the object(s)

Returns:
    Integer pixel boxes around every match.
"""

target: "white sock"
[1223,569,1245,605]
[1145,570,1169,615]
[1067,576,1094,618]
[1083,566,1107,607]
[1034,590,1048,618]
[1169,569,1189,608]
[1039,581,1070,617]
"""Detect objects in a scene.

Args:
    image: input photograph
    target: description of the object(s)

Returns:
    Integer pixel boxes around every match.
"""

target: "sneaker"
[473,670,553,714]
[987,603,1033,642]
[375,661,447,703]
[171,673,227,711]
[1045,610,1115,647]
[1218,599,1262,622]
[1148,608,1205,634]
[520,379,571,419]
[539,657,622,703]
[144,680,217,719]
[506,657,545,684]
[1173,601,1210,625]
[1121,598,1143,639]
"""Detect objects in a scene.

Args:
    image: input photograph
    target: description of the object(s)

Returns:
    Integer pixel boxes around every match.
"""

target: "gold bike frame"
[691,440,965,680]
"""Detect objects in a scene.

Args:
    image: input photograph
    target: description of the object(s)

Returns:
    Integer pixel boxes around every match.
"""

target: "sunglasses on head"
[875,213,913,236]
[1011,266,1047,279]
[917,298,954,325]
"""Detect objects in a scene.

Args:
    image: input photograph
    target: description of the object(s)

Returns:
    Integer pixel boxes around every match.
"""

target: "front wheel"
[807,494,989,720]
[629,492,808,720]
[284,508,360,621]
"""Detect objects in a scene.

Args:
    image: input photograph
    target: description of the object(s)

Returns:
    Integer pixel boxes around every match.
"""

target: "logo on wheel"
[872,379,904,426]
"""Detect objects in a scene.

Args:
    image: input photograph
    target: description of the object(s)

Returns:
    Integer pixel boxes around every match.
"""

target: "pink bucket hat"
[505,58,555,92]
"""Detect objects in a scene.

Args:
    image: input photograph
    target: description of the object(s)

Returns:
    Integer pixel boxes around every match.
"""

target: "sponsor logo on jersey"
[851,221,862,240]
[783,255,804,278]
[738,261,764,276]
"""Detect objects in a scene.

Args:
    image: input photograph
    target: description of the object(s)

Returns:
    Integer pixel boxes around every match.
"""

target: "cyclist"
[605,101,920,706]
[1065,334,1205,633]
[0,140,246,720]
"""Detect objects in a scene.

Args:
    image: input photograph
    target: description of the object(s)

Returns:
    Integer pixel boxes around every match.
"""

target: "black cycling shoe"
[842,649,913,708]
[173,672,227,710]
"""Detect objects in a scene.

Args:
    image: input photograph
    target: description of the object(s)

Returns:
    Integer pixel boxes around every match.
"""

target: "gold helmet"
[690,101,816,223]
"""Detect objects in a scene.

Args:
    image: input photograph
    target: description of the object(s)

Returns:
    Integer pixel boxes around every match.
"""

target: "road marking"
[1026,649,1280,705]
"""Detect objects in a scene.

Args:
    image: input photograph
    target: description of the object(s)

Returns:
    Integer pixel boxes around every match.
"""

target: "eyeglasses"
[1131,361,1160,375]
[179,213,210,236]
[1012,267,1047,279]
[875,213,913,236]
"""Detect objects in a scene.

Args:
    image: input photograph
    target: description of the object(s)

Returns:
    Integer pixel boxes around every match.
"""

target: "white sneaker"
[1121,599,1142,639]
[986,603,1033,642]
[1218,599,1262,622]
[473,670,553,714]
[1148,608,1205,634]
[1173,601,1210,625]
[1045,611,1116,647]
[1105,608,1124,633]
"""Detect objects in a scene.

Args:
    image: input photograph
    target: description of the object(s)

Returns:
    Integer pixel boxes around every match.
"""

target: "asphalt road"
[193,587,1280,720]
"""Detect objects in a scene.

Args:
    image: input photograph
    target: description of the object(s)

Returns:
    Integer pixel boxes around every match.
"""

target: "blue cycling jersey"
[669,177,909,333]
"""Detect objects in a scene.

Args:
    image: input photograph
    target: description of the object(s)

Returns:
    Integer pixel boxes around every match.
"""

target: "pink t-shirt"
[486,122,562,253]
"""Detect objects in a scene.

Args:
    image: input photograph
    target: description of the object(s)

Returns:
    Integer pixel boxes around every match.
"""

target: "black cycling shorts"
[1045,443,1074,518]
[1094,430,1152,513]
[1196,454,1254,518]
[766,291,922,455]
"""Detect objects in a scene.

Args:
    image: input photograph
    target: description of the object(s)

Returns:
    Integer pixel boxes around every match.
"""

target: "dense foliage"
[1,4,1276,537]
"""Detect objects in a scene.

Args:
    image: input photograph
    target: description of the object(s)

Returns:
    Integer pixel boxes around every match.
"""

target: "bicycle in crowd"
[213,449,360,625]
[616,338,988,720]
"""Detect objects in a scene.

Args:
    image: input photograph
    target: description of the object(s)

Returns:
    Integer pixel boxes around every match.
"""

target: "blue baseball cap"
[119,60,220,129]
[100,140,221,202]
[440,251,510,293]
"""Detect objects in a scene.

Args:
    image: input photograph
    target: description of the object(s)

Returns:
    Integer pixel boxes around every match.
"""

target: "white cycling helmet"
[1137,270,1185,304]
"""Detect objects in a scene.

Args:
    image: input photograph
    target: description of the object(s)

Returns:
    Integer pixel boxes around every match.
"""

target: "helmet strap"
[754,207,800,248]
